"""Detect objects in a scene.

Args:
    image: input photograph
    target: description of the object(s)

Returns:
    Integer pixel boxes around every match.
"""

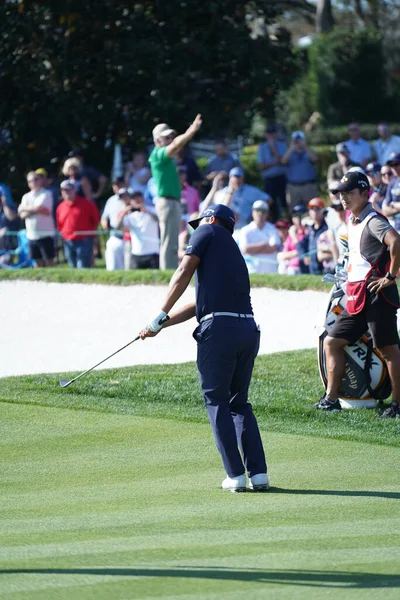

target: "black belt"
[288,180,316,186]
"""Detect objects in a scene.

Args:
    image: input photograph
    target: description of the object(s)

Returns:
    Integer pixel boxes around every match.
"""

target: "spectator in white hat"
[238,200,280,273]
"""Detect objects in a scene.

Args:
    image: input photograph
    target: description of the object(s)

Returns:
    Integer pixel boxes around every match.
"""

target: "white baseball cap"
[152,123,176,141]
[252,200,269,212]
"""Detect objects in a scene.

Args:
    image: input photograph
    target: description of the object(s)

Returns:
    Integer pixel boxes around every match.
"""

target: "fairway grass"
[1,350,399,446]
[1,403,399,599]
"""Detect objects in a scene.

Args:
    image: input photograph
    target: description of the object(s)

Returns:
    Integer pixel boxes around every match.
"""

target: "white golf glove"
[148,310,170,333]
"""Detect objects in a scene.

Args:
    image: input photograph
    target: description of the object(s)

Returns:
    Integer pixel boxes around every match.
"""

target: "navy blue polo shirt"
[308,220,328,275]
[185,224,253,321]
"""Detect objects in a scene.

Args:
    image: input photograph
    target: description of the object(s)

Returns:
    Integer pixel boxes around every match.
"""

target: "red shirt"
[56,196,100,241]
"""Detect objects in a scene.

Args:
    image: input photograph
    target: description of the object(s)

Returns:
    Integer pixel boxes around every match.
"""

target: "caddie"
[139,204,269,491]
[316,171,400,417]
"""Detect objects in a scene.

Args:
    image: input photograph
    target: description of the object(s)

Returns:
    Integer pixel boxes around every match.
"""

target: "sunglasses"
[381,171,394,177]
[27,177,41,183]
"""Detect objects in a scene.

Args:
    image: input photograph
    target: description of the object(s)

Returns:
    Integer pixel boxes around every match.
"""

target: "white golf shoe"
[249,473,270,492]
[221,474,247,493]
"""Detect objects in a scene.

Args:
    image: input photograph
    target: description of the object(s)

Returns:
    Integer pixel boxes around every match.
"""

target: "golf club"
[59,335,140,388]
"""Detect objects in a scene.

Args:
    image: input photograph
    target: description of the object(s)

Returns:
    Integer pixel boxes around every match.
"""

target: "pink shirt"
[283,235,300,268]
[181,183,200,215]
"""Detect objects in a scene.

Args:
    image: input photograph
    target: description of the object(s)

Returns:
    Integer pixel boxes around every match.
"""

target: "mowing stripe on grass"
[1,403,399,599]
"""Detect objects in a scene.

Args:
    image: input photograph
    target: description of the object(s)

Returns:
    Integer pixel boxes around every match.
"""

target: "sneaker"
[249,473,270,492]
[314,396,342,412]
[221,474,247,493]
[379,402,400,419]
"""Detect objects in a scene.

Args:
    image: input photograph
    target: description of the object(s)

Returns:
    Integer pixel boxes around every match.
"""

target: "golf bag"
[317,271,392,408]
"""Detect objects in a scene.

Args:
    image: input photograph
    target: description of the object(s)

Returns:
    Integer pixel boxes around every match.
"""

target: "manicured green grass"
[2,267,400,293]
[1,403,399,599]
[1,350,399,447]
[0,267,336,291]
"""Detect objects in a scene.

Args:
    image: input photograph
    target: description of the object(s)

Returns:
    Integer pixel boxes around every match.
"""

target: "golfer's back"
[186,223,253,321]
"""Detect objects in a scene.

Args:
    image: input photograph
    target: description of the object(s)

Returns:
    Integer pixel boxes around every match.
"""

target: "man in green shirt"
[150,115,202,269]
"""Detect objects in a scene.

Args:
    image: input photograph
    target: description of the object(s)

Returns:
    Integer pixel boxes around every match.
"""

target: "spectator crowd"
[2,120,400,275]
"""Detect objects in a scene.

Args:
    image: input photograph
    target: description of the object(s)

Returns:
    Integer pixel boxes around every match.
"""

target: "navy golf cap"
[292,204,308,214]
[188,204,236,232]
[387,152,400,165]
[331,171,370,194]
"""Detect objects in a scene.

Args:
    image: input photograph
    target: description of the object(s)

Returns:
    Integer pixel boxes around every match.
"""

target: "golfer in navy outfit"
[140,204,269,492]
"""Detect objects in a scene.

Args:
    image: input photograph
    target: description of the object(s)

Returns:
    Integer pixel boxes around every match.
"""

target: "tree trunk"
[316,0,334,33]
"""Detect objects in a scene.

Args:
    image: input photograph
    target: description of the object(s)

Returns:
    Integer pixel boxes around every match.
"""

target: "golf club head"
[59,379,71,388]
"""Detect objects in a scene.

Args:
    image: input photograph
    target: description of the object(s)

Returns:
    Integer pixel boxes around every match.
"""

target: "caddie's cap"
[336,142,349,154]
[188,203,236,232]
[291,130,306,140]
[229,166,244,177]
[307,197,325,209]
[387,152,400,165]
[35,168,48,177]
[152,123,176,140]
[266,124,277,133]
[60,179,76,190]
[330,171,370,194]
[252,199,269,212]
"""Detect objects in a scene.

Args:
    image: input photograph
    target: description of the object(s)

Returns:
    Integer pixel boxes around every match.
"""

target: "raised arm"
[166,115,202,158]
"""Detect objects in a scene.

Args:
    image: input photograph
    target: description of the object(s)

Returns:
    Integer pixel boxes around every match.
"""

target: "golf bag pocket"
[346,280,367,315]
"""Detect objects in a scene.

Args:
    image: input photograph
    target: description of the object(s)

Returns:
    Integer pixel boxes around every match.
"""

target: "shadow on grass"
[268,487,400,500]
[1,567,399,588]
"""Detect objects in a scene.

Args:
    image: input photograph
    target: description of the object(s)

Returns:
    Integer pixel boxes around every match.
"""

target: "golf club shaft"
[62,336,140,387]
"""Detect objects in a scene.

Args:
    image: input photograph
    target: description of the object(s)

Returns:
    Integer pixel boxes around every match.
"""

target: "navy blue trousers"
[194,317,267,478]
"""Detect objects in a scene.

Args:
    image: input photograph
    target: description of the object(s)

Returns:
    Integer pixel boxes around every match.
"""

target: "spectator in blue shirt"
[344,122,372,168]
[0,182,15,208]
[0,186,20,260]
[175,146,203,187]
[382,152,400,232]
[297,197,328,275]
[282,131,318,215]
[211,167,271,229]
[204,141,241,181]
[257,124,287,221]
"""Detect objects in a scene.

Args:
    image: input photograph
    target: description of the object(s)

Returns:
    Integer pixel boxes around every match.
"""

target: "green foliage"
[0,1,296,187]
[275,72,317,132]
[307,123,400,145]
[308,28,387,125]
[277,27,398,129]
[0,266,337,291]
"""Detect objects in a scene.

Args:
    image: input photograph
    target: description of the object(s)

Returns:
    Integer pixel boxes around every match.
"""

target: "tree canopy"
[0,1,296,179]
